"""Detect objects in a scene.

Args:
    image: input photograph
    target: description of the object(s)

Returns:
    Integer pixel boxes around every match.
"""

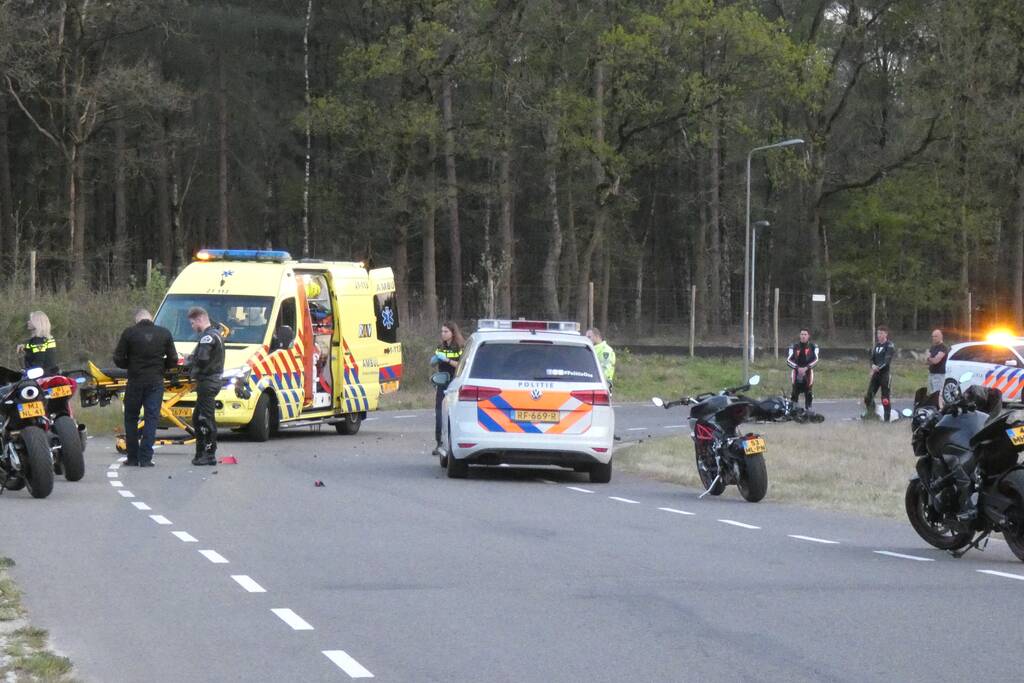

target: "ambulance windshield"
[156,294,276,344]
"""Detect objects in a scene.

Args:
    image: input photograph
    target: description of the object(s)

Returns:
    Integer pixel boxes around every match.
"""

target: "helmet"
[305,280,322,299]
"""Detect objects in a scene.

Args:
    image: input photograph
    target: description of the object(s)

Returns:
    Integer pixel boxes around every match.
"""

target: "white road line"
[626,427,646,432]
[110,480,124,488]
[658,507,695,516]
[108,463,120,470]
[609,496,640,504]
[117,456,127,463]
[392,415,416,419]
[718,519,761,530]
[364,417,378,422]
[131,502,151,510]
[873,550,934,562]
[567,486,594,494]
[118,490,135,498]
[271,608,313,631]
[149,515,172,525]
[323,651,374,678]
[106,471,118,478]
[231,575,267,593]
[664,425,686,429]
[172,531,198,543]
[199,549,229,564]
[536,479,557,485]
[789,534,840,545]
[977,569,1024,581]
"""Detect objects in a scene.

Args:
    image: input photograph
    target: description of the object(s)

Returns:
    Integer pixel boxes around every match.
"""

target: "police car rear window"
[469,342,599,382]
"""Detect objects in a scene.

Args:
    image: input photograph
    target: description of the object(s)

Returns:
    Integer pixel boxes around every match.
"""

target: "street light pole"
[750,220,770,363]
[743,137,804,381]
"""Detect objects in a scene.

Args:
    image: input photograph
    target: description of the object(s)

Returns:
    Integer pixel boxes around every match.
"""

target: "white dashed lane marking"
[977,569,1024,581]
[118,490,135,498]
[149,515,172,525]
[664,425,687,429]
[231,575,267,593]
[718,519,761,530]
[110,480,123,488]
[106,471,118,478]
[108,463,120,470]
[536,479,557,485]
[626,427,646,432]
[789,534,840,545]
[172,531,198,543]
[658,507,695,516]
[272,608,314,631]
[131,502,151,510]
[567,487,594,494]
[392,415,416,420]
[609,496,640,504]
[199,550,229,564]
[874,550,934,562]
[323,650,374,679]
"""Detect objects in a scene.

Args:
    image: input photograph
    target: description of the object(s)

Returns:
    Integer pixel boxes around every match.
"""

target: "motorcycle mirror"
[748,375,761,386]
[25,367,44,380]
[902,408,913,418]
[959,371,973,383]
[651,397,664,408]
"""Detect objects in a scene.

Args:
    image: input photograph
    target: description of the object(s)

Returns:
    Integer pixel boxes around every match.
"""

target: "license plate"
[743,437,766,455]
[18,401,45,418]
[514,410,559,423]
[1007,426,1024,447]
[171,407,194,418]
[47,385,72,399]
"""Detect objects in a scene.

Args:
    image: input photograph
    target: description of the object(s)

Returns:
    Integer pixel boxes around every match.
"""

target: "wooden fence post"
[773,287,780,360]
[146,259,152,286]
[587,281,594,331]
[689,285,696,358]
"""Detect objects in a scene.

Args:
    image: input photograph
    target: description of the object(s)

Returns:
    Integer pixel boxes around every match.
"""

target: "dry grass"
[617,421,911,518]
[0,562,76,681]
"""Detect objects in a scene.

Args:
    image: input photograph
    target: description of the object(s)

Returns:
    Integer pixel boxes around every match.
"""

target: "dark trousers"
[434,387,445,445]
[124,382,164,463]
[193,383,219,457]
[790,369,814,409]
[865,369,892,420]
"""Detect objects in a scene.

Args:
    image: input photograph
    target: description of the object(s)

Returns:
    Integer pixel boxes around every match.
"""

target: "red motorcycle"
[38,374,86,481]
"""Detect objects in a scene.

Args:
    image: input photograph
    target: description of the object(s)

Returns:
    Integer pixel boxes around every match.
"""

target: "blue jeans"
[124,383,164,463]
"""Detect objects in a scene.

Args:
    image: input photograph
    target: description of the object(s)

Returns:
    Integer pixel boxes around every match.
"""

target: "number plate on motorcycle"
[1006,426,1024,446]
[514,410,559,423]
[743,437,766,455]
[18,401,45,418]
[47,385,72,398]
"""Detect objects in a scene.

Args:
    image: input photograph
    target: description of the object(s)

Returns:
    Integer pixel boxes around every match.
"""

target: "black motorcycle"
[742,395,825,424]
[903,374,1024,560]
[652,375,769,502]
[0,366,56,498]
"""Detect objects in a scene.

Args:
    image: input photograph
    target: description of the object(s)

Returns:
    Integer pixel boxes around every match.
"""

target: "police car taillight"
[458,385,502,402]
[571,389,610,406]
[477,319,580,333]
[195,248,291,263]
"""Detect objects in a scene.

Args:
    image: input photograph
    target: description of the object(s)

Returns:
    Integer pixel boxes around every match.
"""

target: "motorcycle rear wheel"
[997,470,1024,562]
[54,416,85,482]
[904,479,970,550]
[22,426,55,499]
[695,446,725,496]
[737,455,768,503]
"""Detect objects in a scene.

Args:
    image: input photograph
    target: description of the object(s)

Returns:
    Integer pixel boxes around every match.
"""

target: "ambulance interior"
[296,272,335,409]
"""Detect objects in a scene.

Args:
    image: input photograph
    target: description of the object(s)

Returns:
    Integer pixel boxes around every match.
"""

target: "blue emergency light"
[194,249,292,263]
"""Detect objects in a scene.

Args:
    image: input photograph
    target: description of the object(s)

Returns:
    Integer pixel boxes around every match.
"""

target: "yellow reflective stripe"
[25,339,56,352]
[435,347,462,359]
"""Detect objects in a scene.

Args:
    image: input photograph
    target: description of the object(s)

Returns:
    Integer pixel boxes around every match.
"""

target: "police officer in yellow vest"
[17,311,60,376]
[586,327,616,389]
[431,322,465,455]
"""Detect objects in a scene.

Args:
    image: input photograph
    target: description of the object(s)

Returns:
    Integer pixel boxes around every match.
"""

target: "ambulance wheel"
[247,394,273,442]
[335,413,361,435]
[54,416,85,482]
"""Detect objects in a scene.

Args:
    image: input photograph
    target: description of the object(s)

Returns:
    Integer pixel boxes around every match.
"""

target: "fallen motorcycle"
[0,366,55,498]
[741,395,825,424]
[652,375,769,502]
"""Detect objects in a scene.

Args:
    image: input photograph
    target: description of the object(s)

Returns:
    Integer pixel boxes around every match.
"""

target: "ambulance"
[152,249,402,439]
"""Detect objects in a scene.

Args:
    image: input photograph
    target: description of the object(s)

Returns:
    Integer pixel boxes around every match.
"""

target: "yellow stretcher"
[80,362,198,453]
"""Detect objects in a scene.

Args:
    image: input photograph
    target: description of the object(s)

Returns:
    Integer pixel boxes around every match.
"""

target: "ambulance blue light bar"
[477,319,580,333]
[194,249,291,263]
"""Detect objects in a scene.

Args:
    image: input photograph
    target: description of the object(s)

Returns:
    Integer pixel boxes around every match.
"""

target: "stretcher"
[79,362,199,453]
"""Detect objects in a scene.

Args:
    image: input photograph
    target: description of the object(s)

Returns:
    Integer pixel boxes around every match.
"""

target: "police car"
[436,319,615,482]
[944,333,1024,402]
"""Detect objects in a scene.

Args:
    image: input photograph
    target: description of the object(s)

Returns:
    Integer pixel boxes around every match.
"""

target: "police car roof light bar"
[477,319,580,333]
[195,248,292,263]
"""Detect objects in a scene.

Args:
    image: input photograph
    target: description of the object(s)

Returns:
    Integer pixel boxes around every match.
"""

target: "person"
[113,309,179,467]
[187,307,225,466]
[787,328,819,410]
[431,322,464,456]
[926,328,947,398]
[17,311,59,376]
[865,325,896,422]
[586,328,616,389]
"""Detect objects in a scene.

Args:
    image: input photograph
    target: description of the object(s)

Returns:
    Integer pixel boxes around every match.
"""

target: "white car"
[437,319,616,483]
[945,338,1024,401]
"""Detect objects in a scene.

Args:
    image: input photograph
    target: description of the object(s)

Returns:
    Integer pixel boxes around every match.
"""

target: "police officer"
[586,328,616,389]
[865,325,896,422]
[187,307,224,466]
[17,311,59,375]
[431,322,464,455]
[787,328,819,410]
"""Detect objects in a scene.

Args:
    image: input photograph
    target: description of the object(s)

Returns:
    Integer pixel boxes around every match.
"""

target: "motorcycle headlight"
[20,385,40,401]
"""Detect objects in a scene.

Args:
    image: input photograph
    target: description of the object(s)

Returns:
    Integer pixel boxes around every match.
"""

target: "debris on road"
[220,456,238,464]
[314,480,325,487]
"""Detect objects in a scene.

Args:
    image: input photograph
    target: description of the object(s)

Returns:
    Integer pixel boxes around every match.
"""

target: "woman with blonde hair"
[16,311,59,375]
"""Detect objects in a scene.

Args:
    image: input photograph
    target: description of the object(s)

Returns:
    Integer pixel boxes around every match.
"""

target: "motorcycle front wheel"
[997,470,1024,562]
[904,479,971,550]
[695,443,725,496]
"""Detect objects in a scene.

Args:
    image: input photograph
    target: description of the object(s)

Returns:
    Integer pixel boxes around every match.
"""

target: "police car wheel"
[589,459,612,484]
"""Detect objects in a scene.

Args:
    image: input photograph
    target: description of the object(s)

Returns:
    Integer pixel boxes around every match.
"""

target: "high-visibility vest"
[593,340,616,382]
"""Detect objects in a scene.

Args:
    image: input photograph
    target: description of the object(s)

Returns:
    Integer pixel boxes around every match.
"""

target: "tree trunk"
[1014,149,1024,322]
[694,145,709,336]
[441,72,462,321]
[497,136,514,318]
[0,93,13,272]
[422,136,439,329]
[113,119,129,282]
[541,119,562,318]
[170,147,186,272]
[708,115,723,332]
[822,224,837,340]
[70,143,86,283]
[301,0,314,257]
[156,124,173,272]
[560,179,578,314]
[600,234,611,332]
[581,61,608,330]
[218,50,230,248]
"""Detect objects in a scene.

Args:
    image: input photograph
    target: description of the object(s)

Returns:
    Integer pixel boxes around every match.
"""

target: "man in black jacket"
[187,307,225,466]
[114,309,178,466]
[865,325,896,422]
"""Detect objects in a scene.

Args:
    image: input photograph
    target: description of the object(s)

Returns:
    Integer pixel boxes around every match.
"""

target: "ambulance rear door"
[369,267,402,394]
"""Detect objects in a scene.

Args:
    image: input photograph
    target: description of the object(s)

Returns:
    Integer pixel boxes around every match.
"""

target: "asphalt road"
[3,400,1022,682]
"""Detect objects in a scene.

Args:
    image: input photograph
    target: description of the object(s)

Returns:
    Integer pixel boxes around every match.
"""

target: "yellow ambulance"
[152,249,402,439]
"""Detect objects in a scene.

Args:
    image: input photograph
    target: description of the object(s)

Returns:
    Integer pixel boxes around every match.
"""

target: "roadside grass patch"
[0,560,76,681]
[617,421,908,518]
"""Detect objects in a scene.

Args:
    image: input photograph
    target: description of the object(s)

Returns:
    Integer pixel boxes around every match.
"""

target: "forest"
[0,0,1022,341]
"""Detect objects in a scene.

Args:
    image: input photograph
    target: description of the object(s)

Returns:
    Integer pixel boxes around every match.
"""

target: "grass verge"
[617,421,909,519]
[0,557,76,681]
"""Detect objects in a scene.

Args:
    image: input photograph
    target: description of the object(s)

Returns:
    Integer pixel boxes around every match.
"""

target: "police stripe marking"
[231,575,267,593]
[272,608,313,631]
[873,550,933,562]
[323,651,374,678]
[199,549,229,564]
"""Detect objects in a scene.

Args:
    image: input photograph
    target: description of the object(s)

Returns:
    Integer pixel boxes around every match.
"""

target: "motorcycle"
[652,375,769,502]
[0,366,55,498]
[39,373,87,481]
[902,373,1024,561]
[741,395,825,424]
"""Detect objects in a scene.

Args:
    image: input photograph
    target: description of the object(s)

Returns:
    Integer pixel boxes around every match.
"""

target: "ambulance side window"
[270,298,297,351]
[374,293,399,343]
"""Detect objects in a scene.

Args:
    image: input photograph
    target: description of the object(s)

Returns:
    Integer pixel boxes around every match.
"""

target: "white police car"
[435,320,615,482]
[945,334,1024,402]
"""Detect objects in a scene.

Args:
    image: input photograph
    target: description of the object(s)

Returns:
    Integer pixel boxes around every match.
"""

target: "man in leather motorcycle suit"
[787,328,819,410]
[187,307,224,466]
[865,326,895,421]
